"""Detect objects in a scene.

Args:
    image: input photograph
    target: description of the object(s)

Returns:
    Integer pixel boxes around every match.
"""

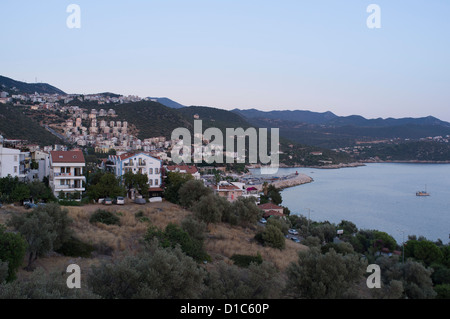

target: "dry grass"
[66,201,190,253]
[3,200,306,279]
[204,223,307,271]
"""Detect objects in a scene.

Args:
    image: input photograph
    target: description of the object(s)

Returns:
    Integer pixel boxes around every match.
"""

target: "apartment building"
[49,150,86,200]
[108,151,162,190]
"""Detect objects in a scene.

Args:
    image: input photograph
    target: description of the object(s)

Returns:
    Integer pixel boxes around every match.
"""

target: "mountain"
[147,97,186,109]
[0,75,66,95]
[0,104,62,146]
[232,108,339,125]
[233,108,450,128]
[90,101,193,140]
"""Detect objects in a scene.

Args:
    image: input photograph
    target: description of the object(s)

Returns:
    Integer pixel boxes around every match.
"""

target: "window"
[14,155,18,162]
[60,180,66,185]
[149,168,153,174]
[155,179,159,186]
[14,166,18,173]
[149,179,153,186]
[155,168,159,174]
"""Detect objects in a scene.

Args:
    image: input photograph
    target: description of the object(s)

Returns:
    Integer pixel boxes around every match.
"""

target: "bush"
[89,210,120,226]
[230,253,263,268]
[145,223,210,262]
[58,200,82,206]
[255,225,285,250]
[55,237,94,258]
[0,224,27,282]
[434,284,450,299]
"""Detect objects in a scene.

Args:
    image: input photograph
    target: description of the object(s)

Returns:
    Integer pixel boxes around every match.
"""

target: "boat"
[416,185,430,196]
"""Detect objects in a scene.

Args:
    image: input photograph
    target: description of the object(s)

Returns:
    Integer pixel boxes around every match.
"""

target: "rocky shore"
[247,172,314,191]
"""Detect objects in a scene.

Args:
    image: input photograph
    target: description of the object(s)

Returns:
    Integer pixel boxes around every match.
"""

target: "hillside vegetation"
[0,105,62,145]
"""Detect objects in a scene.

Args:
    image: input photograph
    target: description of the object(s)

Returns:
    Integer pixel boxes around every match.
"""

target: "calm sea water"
[251,163,450,244]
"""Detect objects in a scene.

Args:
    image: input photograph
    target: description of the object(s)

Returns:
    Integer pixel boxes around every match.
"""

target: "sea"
[251,163,450,245]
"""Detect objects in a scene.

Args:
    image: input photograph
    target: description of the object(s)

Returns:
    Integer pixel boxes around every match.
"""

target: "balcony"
[55,184,85,190]
[53,172,84,178]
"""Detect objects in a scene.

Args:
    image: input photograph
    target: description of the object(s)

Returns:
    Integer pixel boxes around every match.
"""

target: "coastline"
[244,171,314,191]
[361,160,450,164]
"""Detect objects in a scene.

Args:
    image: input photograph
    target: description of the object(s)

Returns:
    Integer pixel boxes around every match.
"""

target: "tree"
[7,204,72,270]
[178,179,213,209]
[0,225,27,281]
[258,225,285,250]
[145,223,209,262]
[0,261,8,284]
[286,248,366,299]
[164,172,193,204]
[10,183,30,203]
[231,197,262,227]
[202,261,285,299]
[259,184,282,205]
[28,180,55,202]
[123,171,149,197]
[375,256,436,299]
[87,173,125,200]
[405,240,443,266]
[0,267,98,299]
[88,241,206,299]
[193,194,230,224]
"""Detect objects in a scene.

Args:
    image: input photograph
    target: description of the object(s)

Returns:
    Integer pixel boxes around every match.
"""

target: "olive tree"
[286,247,366,299]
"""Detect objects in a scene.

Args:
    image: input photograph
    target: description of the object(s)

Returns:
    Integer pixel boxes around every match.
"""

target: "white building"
[165,165,201,180]
[49,150,86,200]
[108,152,162,193]
[0,145,24,178]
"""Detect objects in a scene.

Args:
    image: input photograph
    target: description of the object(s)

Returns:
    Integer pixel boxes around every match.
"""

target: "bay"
[251,163,450,245]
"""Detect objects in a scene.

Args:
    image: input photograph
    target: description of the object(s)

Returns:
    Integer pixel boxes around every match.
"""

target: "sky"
[1,0,450,121]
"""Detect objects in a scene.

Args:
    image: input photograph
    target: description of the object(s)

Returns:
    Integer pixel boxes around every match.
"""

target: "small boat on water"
[416,185,430,196]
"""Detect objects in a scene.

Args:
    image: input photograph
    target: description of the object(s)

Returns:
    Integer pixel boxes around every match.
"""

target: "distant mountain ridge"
[0,75,66,95]
[147,97,186,109]
[232,108,450,128]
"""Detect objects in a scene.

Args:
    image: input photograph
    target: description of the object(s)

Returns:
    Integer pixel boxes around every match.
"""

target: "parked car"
[24,202,37,209]
[259,218,267,224]
[103,198,113,205]
[134,198,146,205]
[291,237,301,243]
[114,196,125,205]
[149,197,162,203]
[288,229,299,235]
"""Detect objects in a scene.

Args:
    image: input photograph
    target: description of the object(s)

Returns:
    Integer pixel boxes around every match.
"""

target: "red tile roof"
[258,202,283,210]
[50,151,85,163]
[263,210,285,218]
[166,165,198,174]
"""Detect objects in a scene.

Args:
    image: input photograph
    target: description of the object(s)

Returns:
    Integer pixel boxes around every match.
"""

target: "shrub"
[145,223,210,262]
[0,224,27,282]
[89,210,120,226]
[255,225,285,250]
[58,200,82,206]
[230,253,263,268]
[56,237,94,258]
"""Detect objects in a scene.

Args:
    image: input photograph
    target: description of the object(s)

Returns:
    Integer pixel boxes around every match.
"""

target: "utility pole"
[398,229,405,263]
[306,208,313,235]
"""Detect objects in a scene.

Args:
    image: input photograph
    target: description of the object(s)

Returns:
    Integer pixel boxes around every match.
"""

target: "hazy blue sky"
[1,1,449,120]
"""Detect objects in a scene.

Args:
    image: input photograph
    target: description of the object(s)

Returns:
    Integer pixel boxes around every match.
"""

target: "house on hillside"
[49,150,86,200]
[258,202,285,219]
[211,181,245,202]
[165,164,201,180]
[108,152,162,198]
[0,141,30,180]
